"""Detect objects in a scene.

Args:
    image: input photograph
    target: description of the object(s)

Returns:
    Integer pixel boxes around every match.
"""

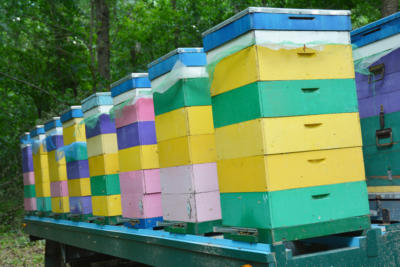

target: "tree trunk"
[381,0,398,17]
[94,0,110,90]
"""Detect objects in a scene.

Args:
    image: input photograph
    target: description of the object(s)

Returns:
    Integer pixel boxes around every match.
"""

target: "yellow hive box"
[88,153,119,177]
[34,168,50,183]
[215,113,362,160]
[92,195,122,216]
[33,154,49,170]
[48,151,67,182]
[48,150,66,166]
[63,118,86,145]
[35,182,51,197]
[218,146,365,193]
[86,133,118,157]
[155,106,214,142]
[51,196,70,213]
[211,44,354,96]
[32,142,47,155]
[119,144,159,172]
[368,186,400,193]
[68,178,91,197]
[158,135,216,168]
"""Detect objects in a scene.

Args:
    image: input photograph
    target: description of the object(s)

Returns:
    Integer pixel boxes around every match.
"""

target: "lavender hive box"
[119,169,161,195]
[69,196,92,214]
[50,181,69,197]
[67,160,90,179]
[24,198,37,211]
[115,98,156,128]
[23,172,35,185]
[117,121,157,150]
[161,191,222,223]
[121,193,162,219]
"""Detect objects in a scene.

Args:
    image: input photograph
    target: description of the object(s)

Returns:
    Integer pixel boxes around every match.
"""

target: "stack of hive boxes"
[61,106,92,220]
[21,132,36,214]
[148,48,221,233]
[31,125,51,214]
[202,7,370,243]
[111,73,162,228]
[45,117,69,217]
[351,12,400,220]
[82,92,122,224]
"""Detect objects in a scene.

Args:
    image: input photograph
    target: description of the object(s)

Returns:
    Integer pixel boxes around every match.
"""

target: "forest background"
[0,0,398,233]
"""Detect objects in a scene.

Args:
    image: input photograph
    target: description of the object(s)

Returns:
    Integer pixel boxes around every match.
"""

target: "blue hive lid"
[111,73,151,98]
[81,92,113,113]
[30,125,45,137]
[44,117,62,132]
[351,12,400,48]
[202,7,351,52]
[60,106,84,123]
[20,132,31,144]
[147,48,206,81]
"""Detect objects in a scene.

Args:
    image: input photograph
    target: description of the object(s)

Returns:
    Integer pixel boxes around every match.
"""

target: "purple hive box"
[117,121,157,150]
[70,196,92,214]
[67,160,90,179]
[356,47,400,118]
[85,114,116,139]
[21,146,34,173]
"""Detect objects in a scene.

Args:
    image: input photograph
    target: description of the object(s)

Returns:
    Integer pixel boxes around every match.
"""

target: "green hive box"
[24,185,36,198]
[90,174,121,196]
[36,197,52,212]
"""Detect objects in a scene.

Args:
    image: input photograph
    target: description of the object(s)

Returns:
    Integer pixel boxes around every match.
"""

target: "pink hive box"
[121,193,162,219]
[115,98,155,128]
[23,172,35,185]
[24,198,37,211]
[160,163,219,194]
[119,169,161,195]
[50,181,69,197]
[161,191,221,223]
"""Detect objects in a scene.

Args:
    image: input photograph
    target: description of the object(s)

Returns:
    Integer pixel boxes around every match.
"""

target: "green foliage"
[0,0,395,233]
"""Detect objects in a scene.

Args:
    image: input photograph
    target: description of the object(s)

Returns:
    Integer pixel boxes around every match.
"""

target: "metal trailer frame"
[25,216,400,266]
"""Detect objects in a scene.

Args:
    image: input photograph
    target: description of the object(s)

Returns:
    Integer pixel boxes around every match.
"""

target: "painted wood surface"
[63,121,86,145]
[363,143,400,178]
[69,196,92,214]
[368,186,400,193]
[85,114,116,139]
[216,113,362,160]
[206,30,351,65]
[218,147,365,193]
[153,78,211,116]
[33,168,49,184]
[118,145,158,172]
[361,111,400,146]
[358,90,400,118]
[115,98,155,128]
[21,146,34,172]
[212,79,358,128]
[24,198,37,211]
[90,174,121,196]
[51,196,70,213]
[111,76,151,98]
[23,172,35,185]
[60,106,83,123]
[48,155,67,182]
[24,185,36,198]
[161,191,221,222]
[91,195,122,216]
[87,153,119,177]
[119,170,161,195]
[64,143,88,162]
[36,197,52,212]
[68,178,91,197]
[155,106,214,142]
[45,135,64,151]
[86,133,118,157]
[35,182,51,197]
[121,193,162,219]
[66,160,90,179]
[81,92,113,112]
[211,44,354,96]
[116,121,157,149]
[160,163,219,194]
[50,181,69,197]
[158,135,216,168]
[112,88,152,106]
[220,181,369,229]
[351,12,400,48]
[33,154,49,170]
[148,48,206,80]
[203,9,351,52]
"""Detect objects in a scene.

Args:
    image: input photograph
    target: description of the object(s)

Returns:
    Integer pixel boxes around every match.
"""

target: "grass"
[0,230,44,267]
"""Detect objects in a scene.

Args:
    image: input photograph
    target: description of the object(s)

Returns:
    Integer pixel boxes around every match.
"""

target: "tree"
[381,0,399,17]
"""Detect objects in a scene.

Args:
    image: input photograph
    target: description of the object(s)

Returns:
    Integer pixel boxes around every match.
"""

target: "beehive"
[352,12,400,221]
[148,48,221,233]
[60,106,92,219]
[111,73,162,228]
[30,125,51,213]
[202,7,370,243]
[82,92,122,224]
[21,132,36,214]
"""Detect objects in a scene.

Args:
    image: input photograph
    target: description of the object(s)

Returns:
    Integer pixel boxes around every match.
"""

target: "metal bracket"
[376,105,393,147]
[369,63,385,84]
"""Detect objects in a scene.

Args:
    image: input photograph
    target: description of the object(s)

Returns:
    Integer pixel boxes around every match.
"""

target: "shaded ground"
[0,230,44,266]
